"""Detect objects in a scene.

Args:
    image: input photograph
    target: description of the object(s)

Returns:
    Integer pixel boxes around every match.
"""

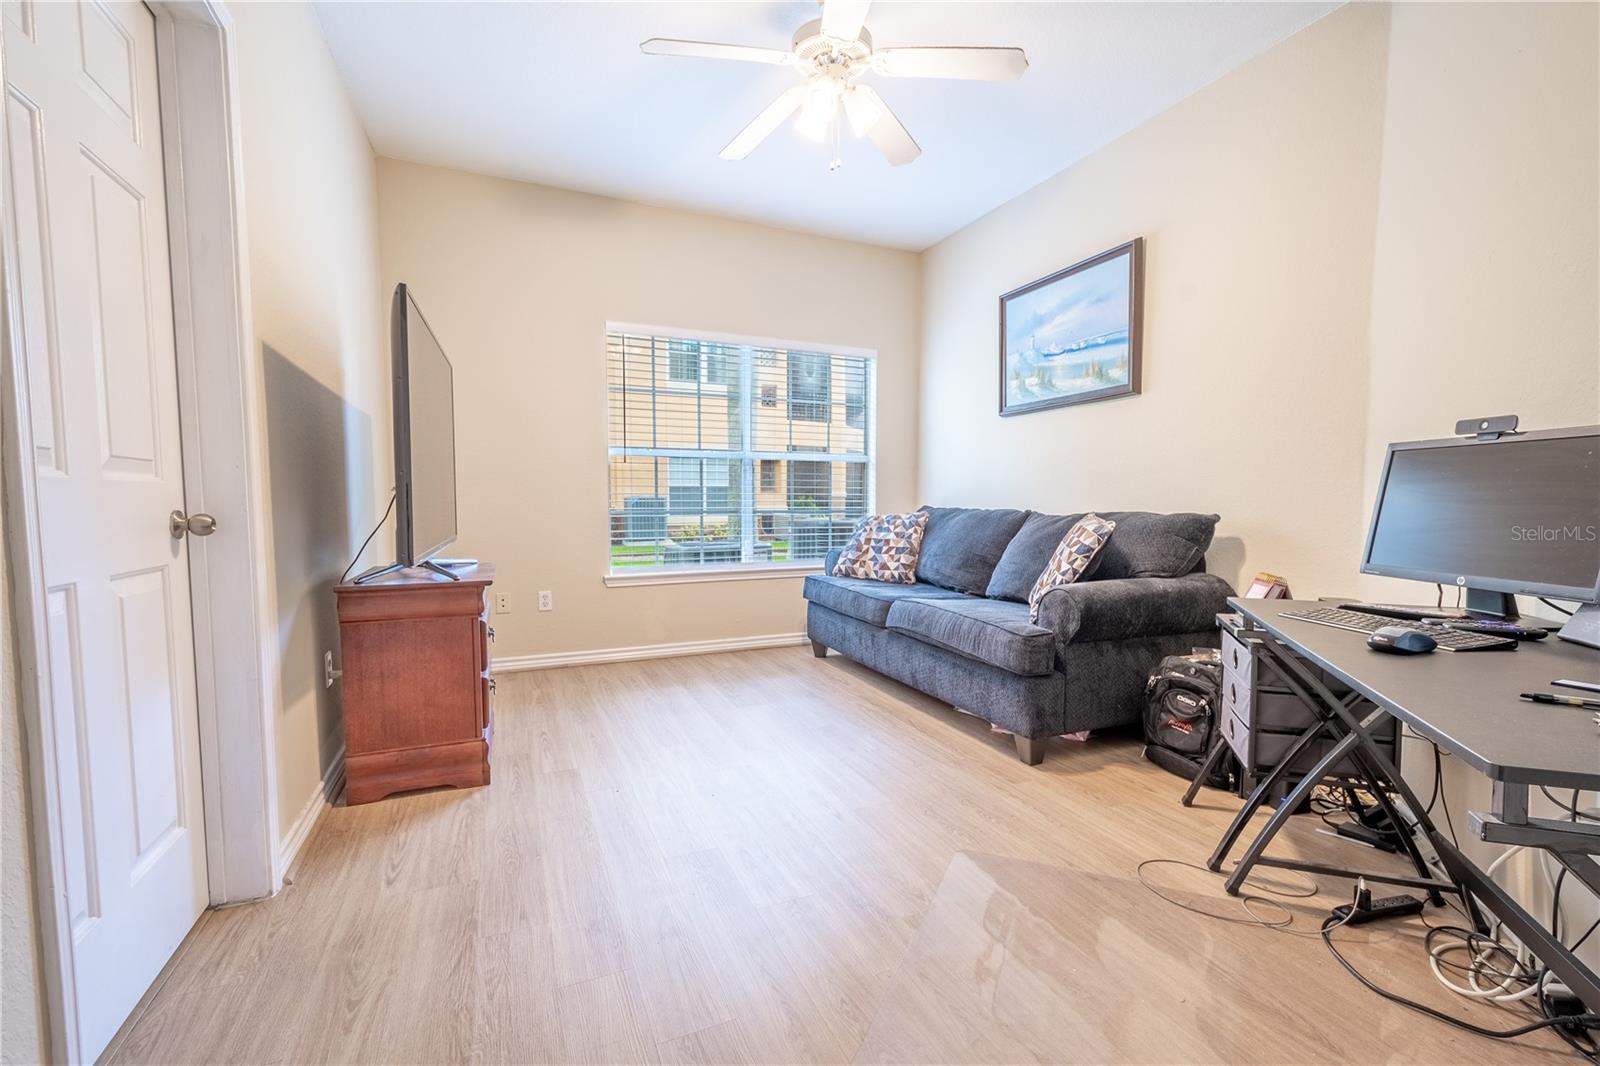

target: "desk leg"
[1206,718,1331,872]
[1224,730,1364,896]
[1259,640,1451,904]
[1181,735,1233,808]
[1345,742,1446,906]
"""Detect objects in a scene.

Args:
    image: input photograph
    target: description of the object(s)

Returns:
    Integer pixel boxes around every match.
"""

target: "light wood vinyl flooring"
[106,647,1570,1064]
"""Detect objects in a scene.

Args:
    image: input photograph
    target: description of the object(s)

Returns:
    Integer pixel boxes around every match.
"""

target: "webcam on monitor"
[1453,414,1519,440]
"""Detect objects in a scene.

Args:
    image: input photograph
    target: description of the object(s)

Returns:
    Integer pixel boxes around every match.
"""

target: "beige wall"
[920,3,1391,597]
[375,159,920,659]
[920,0,1598,961]
[1357,0,1599,962]
[233,2,389,854]
[1359,0,1600,598]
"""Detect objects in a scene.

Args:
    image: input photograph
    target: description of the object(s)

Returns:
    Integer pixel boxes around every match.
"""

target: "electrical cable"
[1135,859,1292,929]
[1569,917,1600,955]
[1415,746,1442,816]
[339,490,397,584]
[1136,859,1372,944]
[1540,597,1577,617]
[1320,916,1600,1043]
[1398,779,1600,1059]
[1541,786,1600,823]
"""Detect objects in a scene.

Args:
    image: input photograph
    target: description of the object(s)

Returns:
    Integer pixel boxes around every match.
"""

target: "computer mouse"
[1368,626,1437,655]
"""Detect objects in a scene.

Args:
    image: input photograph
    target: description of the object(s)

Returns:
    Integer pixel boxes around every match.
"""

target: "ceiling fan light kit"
[640,0,1027,170]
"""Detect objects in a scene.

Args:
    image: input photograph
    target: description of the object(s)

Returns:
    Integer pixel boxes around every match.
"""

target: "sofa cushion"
[986,511,1088,602]
[1093,512,1219,580]
[803,575,971,628]
[913,506,1029,594]
[1028,514,1118,622]
[885,597,1056,677]
[831,511,928,583]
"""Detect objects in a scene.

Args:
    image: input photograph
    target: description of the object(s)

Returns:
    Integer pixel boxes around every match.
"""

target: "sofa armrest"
[1033,572,1235,647]
[822,547,842,575]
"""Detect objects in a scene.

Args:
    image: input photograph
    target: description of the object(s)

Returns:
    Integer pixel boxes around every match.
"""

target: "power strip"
[1331,886,1425,926]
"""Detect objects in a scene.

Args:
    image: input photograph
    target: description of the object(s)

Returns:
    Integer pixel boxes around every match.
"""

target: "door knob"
[169,510,218,539]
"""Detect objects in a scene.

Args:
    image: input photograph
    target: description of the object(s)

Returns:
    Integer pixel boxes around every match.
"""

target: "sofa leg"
[810,639,828,658]
[1014,734,1046,766]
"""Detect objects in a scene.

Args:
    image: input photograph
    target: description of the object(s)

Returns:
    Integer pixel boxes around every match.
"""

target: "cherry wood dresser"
[334,563,495,804]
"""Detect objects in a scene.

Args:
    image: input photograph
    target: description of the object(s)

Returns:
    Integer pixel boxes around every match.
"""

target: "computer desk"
[1206,597,1600,1012]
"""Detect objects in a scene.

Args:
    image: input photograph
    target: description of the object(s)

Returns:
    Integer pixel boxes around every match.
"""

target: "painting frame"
[998,237,1144,417]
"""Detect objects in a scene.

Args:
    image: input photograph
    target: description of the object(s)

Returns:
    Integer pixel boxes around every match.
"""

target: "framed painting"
[999,237,1144,416]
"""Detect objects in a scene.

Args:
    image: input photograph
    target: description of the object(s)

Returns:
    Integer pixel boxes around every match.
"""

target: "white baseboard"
[493,632,809,672]
[273,745,344,884]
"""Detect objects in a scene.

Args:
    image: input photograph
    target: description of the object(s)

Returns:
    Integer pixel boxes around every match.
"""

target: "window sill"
[603,562,823,588]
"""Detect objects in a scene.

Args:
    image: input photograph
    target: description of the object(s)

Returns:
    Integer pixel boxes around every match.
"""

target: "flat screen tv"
[389,283,459,576]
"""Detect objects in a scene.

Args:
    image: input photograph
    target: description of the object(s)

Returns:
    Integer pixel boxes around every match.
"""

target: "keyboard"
[1281,606,1517,652]
[1340,601,1469,621]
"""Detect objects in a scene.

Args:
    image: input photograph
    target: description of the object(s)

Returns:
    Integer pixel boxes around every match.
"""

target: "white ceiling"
[314,2,1339,250]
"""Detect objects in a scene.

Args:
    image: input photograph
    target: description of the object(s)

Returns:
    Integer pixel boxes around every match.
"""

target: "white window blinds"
[607,327,875,572]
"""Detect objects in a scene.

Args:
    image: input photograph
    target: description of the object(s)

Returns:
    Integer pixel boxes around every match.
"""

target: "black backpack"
[1142,651,1237,791]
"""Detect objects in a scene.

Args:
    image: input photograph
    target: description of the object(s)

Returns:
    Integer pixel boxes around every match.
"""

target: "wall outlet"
[538,590,553,612]
[494,592,511,615]
[324,650,335,689]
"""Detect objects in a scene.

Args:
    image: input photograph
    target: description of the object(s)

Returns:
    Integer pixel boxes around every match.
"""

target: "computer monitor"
[1360,425,1600,618]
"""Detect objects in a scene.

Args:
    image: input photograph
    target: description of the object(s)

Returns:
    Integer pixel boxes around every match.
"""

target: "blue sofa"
[803,507,1233,764]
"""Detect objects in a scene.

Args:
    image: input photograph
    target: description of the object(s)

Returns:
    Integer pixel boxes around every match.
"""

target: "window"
[787,459,831,511]
[846,372,867,430]
[788,352,831,422]
[845,461,867,513]
[666,340,736,386]
[666,339,699,383]
[607,326,874,573]
[665,458,731,515]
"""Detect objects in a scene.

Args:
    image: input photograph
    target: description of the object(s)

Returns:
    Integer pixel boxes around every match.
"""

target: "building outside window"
[667,339,736,386]
[606,326,874,574]
[788,352,831,423]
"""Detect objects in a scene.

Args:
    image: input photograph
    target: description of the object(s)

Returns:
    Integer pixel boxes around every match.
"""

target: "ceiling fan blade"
[640,38,793,65]
[854,85,920,166]
[820,0,872,43]
[720,84,807,160]
[875,46,1029,81]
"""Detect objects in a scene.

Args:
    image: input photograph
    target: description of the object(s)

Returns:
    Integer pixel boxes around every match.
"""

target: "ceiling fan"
[640,0,1027,170]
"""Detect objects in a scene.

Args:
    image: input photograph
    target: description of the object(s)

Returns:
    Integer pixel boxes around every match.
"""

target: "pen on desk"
[1520,692,1600,709]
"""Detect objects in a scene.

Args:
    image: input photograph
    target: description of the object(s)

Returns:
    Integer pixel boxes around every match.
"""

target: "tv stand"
[335,563,495,803]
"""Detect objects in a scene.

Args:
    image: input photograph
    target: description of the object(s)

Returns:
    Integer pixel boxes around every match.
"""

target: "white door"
[3,1,208,1059]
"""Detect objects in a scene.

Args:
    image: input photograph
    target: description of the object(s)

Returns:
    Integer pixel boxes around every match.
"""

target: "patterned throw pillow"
[832,512,930,584]
[1028,514,1118,622]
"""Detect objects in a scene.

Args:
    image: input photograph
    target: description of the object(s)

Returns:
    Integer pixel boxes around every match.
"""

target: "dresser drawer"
[1253,729,1397,779]
[1223,703,1250,766]
[1221,631,1254,679]
[1253,688,1322,732]
[341,614,482,753]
